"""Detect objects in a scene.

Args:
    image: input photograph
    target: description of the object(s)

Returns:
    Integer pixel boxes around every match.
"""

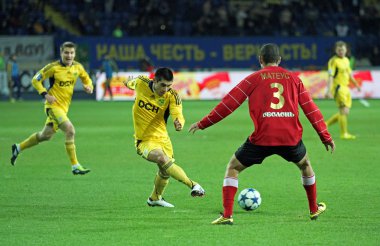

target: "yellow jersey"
[32,60,93,112]
[127,75,185,141]
[327,55,352,88]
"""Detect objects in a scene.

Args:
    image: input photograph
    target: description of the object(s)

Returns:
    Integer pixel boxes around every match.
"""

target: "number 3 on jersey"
[270,83,284,110]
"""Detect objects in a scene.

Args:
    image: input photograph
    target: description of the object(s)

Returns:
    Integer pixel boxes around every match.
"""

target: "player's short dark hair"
[259,43,281,64]
[155,67,173,82]
[60,41,76,52]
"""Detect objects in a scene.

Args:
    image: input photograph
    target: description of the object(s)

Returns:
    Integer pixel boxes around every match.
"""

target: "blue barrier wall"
[59,37,353,71]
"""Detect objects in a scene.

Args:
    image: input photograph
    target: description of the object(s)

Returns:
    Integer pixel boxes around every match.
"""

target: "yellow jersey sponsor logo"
[59,80,75,87]
[138,99,160,113]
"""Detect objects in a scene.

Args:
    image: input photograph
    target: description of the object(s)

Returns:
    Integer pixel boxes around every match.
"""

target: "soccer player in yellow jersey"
[124,67,205,207]
[325,41,361,140]
[10,41,93,175]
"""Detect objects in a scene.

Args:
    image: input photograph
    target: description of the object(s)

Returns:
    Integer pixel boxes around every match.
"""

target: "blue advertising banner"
[62,37,353,71]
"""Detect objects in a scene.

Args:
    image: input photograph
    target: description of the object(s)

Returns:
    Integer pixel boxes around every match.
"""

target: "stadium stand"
[1,0,379,66]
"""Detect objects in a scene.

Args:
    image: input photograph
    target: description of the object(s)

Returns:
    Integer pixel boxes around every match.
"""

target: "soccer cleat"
[147,197,174,208]
[211,213,233,225]
[11,144,19,166]
[191,184,205,197]
[310,202,326,220]
[72,165,91,175]
[340,133,356,140]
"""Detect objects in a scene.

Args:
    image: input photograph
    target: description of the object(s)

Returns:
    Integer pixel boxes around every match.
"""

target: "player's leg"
[294,150,326,220]
[20,125,54,150]
[150,167,170,201]
[58,115,90,175]
[337,88,355,139]
[220,155,246,219]
[14,76,21,100]
[147,139,204,195]
[213,138,262,225]
[7,78,14,102]
[326,86,339,126]
[11,121,56,165]
[136,141,174,206]
[107,78,113,100]
[295,153,318,212]
[279,140,325,220]
[339,107,355,139]
[59,120,78,164]
[147,149,199,191]
[147,167,174,207]
[165,159,205,197]
[325,112,339,127]
[102,78,109,100]
[144,149,176,207]
[212,155,247,225]
[339,106,349,136]
[102,78,112,100]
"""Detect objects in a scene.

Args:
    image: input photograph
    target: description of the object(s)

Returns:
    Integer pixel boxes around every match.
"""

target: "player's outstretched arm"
[188,122,200,134]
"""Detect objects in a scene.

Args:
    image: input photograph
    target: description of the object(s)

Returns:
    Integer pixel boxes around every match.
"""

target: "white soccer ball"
[237,188,262,211]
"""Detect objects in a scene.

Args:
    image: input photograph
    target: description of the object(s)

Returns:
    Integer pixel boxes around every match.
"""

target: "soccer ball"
[237,188,262,211]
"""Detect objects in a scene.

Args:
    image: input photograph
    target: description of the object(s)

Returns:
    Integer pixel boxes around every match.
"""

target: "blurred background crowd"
[1,0,380,66]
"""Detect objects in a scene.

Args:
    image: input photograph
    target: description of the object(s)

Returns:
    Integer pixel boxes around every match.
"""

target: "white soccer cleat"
[191,184,205,197]
[147,198,175,208]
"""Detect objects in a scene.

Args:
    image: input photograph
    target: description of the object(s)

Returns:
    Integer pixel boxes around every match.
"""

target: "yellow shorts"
[333,85,352,108]
[135,138,174,161]
[45,107,69,131]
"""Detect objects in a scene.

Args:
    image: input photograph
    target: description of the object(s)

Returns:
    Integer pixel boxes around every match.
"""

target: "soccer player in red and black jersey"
[189,43,335,225]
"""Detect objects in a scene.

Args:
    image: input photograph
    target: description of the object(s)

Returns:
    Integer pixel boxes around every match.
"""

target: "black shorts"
[235,138,307,167]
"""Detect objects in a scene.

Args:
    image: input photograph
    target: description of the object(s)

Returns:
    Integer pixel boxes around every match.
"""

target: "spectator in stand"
[335,18,350,37]
[112,24,124,38]
[234,4,248,36]
[369,45,380,66]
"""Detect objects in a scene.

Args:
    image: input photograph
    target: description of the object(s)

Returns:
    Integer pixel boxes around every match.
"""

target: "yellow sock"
[150,172,170,201]
[326,113,339,126]
[65,141,79,165]
[163,161,196,188]
[338,114,348,136]
[20,133,40,151]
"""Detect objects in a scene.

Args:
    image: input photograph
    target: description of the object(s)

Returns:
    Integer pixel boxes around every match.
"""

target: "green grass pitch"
[1,99,379,245]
